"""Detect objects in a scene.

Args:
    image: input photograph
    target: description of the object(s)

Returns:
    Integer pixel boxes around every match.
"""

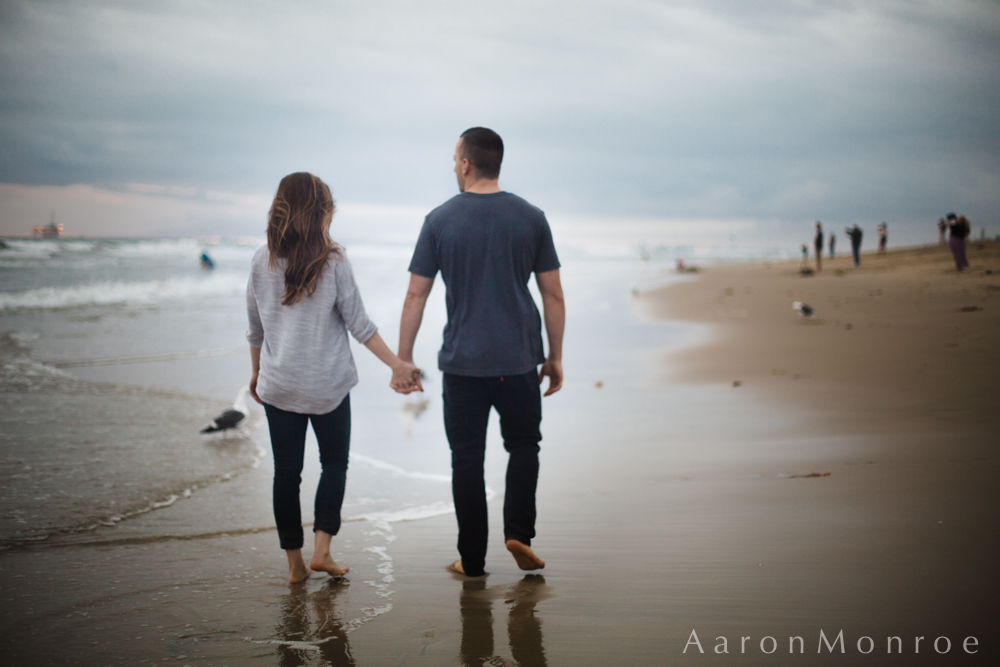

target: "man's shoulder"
[425,194,466,222]
[427,192,545,221]
[498,192,546,219]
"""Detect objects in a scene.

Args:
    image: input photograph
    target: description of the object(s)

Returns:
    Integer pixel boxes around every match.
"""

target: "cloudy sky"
[1,0,999,247]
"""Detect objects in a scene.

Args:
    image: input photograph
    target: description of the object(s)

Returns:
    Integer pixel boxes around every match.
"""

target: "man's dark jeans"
[263,396,351,550]
[443,370,542,577]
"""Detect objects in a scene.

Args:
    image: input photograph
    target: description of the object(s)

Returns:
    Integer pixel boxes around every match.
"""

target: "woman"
[247,172,419,583]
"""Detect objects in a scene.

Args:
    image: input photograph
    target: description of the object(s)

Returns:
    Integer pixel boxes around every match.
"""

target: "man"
[398,127,565,577]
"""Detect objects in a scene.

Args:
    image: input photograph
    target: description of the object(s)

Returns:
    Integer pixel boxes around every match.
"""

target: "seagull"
[201,386,250,434]
[793,301,816,317]
[400,397,431,437]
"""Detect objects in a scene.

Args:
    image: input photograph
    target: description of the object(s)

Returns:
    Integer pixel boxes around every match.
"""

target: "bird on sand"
[792,301,816,317]
[201,386,250,434]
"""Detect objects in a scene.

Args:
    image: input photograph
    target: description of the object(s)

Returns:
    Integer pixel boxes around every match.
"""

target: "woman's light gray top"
[246,245,378,414]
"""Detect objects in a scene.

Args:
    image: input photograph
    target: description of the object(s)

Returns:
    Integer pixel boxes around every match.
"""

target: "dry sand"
[648,241,1000,434]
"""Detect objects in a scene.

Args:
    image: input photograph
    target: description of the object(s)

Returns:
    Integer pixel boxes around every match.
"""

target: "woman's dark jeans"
[443,371,542,577]
[263,396,351,550]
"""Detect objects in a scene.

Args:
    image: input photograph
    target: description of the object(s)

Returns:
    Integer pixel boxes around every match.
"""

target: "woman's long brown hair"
[266,172,341,306]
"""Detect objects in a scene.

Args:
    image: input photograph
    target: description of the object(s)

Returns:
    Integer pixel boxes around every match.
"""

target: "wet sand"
[2,244,999,665]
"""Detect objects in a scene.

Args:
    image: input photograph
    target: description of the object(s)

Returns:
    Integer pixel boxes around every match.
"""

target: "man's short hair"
[460,127,504,179]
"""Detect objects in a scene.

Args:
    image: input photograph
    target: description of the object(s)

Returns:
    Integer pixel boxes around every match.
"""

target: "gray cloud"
[1,0,999,240]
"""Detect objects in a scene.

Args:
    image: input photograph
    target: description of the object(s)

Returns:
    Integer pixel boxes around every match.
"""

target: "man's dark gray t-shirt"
[408,191,560,377]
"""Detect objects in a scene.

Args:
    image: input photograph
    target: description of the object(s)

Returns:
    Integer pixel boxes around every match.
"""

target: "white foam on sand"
[246,637,338,651]
[349,452,451,483]
[336,453,499,632]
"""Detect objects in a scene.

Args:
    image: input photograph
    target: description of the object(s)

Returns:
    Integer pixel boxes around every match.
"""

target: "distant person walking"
[877,222,888,256]
[845,225,863,266]
[829,232,836,258]
[813,222,824,272]
[947,213,970,271]
[246,172,420,584]
[937,218,948,245]
[399,127,565,578]
[845,225,863,267]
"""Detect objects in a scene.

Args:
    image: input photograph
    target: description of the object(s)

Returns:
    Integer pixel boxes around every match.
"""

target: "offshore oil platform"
[32,213,63,238]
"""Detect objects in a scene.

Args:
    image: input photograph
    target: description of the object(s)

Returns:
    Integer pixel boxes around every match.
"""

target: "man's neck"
[463,178,502,194]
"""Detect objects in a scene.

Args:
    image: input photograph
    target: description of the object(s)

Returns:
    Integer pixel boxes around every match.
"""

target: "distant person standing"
[877,222,888,256]
[937,218,948,245]
[947,213,970,271]
[829,232,836,258]
[813,222,824,272]
[845,225,863,267]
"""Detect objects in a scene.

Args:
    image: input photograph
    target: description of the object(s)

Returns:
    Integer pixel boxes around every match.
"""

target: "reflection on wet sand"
[274,579,355,666]
[460,575,549,667]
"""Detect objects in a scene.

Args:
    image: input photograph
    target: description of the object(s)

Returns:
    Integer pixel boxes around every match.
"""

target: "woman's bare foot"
[285,549,311,584]
[309,552,350,577]
[310,529,349,577]
[506,540,545,571]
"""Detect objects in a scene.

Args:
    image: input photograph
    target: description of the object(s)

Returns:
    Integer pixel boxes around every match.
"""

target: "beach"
[1,239,998,665]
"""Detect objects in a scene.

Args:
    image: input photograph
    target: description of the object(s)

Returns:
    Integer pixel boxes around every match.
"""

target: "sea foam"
[0,273,246,310]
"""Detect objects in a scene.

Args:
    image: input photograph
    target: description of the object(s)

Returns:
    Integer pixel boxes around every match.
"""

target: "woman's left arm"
[246,274,264,404]
[334,257,421,393]
[249,345,262,404]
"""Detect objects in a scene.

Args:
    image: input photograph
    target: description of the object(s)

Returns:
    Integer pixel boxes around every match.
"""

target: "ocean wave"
[101,238,261,262]
[0,355,78,393]
[0,239,64,259]
[0,272,246,310]
[101,238,204,257]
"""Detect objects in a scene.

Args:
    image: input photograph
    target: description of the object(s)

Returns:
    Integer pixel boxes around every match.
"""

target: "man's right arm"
[399,273,435,375]
[536,268,565,396]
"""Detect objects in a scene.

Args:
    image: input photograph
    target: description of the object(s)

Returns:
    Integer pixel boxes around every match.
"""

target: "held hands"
[390,360,424,394]
[538,359,563,396]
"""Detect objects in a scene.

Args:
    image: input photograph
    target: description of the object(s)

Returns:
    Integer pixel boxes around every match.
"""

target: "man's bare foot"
[447,559,487,577]
[506,540,545,571]
[310,552,350,577]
